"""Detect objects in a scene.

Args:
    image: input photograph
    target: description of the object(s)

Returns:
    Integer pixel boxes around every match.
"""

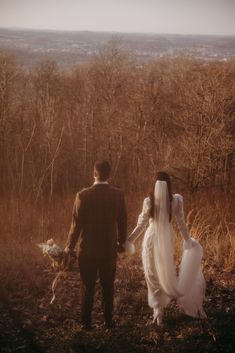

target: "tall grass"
[0,192,234,297]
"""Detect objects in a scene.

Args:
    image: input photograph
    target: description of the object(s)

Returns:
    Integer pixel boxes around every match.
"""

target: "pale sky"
[0,0,235,36]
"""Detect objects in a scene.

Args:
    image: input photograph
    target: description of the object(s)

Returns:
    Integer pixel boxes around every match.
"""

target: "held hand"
[117,243,125,253]
[124,240,136,255]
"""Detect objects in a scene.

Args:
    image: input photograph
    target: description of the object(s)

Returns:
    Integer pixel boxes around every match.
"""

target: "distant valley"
[0,28,235,67]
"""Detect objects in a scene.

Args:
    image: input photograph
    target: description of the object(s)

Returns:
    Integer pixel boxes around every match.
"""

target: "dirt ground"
[0,252,234,353]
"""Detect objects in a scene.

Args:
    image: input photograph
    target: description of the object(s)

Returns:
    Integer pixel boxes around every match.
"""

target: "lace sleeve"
[175,194,190,241]
[128,197,151,243]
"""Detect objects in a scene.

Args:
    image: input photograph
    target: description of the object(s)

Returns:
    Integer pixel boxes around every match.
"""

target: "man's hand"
[64,246,71,254]
[117,243,125,253]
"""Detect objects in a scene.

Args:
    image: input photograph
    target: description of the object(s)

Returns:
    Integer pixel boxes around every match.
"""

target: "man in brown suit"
[64,160,127,330]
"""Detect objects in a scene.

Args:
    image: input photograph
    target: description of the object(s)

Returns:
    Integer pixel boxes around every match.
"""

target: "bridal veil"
[149,180,206,317]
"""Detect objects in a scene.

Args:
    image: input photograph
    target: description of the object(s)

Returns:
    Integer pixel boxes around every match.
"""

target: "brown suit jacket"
[66,184,127,259]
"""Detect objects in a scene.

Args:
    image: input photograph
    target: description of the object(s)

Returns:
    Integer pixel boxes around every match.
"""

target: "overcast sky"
[0,0,235,36]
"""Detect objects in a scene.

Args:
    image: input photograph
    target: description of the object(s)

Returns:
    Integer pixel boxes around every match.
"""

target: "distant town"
[0,27,235,67]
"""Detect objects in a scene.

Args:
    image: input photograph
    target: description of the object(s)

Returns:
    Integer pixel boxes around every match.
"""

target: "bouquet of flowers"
[37,239,77,304]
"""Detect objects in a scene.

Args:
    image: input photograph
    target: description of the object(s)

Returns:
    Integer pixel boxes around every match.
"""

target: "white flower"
[37,242,63,258]
[47,238,54,246]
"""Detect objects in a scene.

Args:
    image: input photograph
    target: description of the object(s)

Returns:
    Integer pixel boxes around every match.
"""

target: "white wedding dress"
[129,181,206,322]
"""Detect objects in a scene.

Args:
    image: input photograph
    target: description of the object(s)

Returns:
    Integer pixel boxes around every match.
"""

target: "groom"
[64,160,127,329]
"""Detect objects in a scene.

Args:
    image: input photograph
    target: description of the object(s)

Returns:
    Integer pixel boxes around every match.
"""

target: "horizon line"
[1,26,235,38]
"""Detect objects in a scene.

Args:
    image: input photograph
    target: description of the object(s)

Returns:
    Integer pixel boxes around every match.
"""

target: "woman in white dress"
[128,171,206,325]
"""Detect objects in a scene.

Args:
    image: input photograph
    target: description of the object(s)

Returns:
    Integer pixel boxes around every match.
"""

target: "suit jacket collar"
[93,181,109,188]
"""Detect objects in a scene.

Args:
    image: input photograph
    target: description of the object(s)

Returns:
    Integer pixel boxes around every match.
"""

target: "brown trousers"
[78,255,116,325]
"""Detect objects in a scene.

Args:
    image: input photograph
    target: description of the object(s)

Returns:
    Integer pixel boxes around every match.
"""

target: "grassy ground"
[1,246,234,353]
[0,193,234,353]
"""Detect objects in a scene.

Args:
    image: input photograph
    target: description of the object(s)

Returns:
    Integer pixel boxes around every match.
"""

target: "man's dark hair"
[94,160,111,181]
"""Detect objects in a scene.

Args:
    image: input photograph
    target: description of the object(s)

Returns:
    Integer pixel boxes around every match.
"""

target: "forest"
[0,41,234,197]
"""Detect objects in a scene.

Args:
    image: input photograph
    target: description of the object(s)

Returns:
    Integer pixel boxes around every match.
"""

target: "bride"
[128,171,207,325]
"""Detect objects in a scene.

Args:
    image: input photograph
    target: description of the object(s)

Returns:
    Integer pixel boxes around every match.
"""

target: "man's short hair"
[94,160,111,181]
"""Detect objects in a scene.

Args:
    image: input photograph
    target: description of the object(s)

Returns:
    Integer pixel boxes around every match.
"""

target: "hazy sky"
[0,0,235,35]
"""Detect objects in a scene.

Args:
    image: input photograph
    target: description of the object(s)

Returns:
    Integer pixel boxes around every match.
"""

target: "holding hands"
[124,240,136,255]
[117,240,135,255]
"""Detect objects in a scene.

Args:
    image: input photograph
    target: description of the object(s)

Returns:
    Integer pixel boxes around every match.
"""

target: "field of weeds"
[0,193,234,353]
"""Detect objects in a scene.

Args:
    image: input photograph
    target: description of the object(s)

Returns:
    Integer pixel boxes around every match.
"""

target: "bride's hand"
[124,240,135,255]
